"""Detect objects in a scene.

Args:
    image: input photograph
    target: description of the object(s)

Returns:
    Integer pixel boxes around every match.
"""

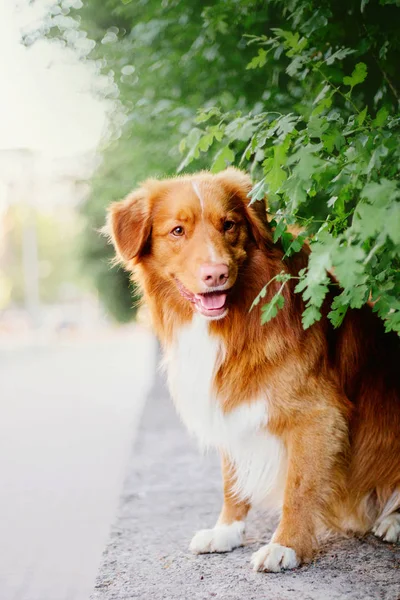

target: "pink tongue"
[198,293,227,310]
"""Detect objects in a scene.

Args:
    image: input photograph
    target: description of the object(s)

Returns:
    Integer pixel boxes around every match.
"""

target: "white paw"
[189,520,245,554]
[373,513,400,543]
[251,543,299,572]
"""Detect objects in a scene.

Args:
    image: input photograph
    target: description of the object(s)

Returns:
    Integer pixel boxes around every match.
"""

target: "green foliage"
[47,0,400,330]
[251,271,292,324]
[47,0,274,321]
[178,0,400,333]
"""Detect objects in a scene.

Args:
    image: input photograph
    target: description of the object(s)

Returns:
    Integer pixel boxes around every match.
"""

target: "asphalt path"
[0,327,156,600]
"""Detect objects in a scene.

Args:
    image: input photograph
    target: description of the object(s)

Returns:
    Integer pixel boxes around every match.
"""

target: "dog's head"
[106,168,270,320]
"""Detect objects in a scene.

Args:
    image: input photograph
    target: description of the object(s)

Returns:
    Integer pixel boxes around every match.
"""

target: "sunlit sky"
[0,0,109,159]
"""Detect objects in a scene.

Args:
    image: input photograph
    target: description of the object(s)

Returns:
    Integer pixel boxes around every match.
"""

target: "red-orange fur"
[106,168,400,564]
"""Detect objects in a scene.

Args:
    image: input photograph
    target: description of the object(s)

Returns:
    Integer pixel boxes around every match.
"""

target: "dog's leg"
[252,406,347,572]
[372,489,400,543]
[373,512,400,543]
[190,454,250,554]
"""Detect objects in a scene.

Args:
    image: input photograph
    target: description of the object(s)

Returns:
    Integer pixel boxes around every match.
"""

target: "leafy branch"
[177,4,400,334]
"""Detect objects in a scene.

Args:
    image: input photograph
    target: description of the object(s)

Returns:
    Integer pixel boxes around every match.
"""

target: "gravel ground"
[92,369,400,600]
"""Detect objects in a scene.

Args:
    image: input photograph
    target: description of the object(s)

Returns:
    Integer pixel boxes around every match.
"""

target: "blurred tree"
[47,0,400,328]
[49,0,279,320]
[0,206,85,307]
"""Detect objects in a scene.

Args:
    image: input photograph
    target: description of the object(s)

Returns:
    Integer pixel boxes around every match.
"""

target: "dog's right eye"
[171,226,185,237]
[223,220,236,232]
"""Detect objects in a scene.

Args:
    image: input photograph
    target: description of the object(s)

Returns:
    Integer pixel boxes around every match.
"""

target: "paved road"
[92,368,400,600]
[0,327,156,600]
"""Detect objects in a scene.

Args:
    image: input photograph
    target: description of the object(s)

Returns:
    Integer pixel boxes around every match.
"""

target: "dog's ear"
[105,188,152,264]
[216,167,253,197]
[216,167,270,247]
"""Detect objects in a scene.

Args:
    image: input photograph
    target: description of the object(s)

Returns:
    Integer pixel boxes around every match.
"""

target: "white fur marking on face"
[251,543,299,572]
[163,316,287,510]
[207,240,218,263]
[192,181,221,264]
[189,520,245,554]
[192,181,204,215]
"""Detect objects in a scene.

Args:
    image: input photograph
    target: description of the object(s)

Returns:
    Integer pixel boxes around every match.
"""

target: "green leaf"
[361,0,370,12]
[301,10,328,35]
[353,201,382,239]
[178,139,186,154]
[361,179,400,205]
[212,146,235,173]
[249,178,267,203]
[356,106,368,126]
[384,310,400,334]
[373,107,389,127]
[177,128,203,172]
[328,295,348,328]
[288,144,325,182]
[302,305,322,329]
[294,233,336,312]
[379,41,389,60]
[281,231,294,253]
[322,127,345,152]
[195,107,221,124]
[272,114,299,138]
[251,272,291,311]
[286,55,308,77]
[247,48,267,70]
[366,144,389,174]
[251,284,268,309]
[308,115,329,139]
[275,272,292,283]
[261,293,285,324]
[313,84,331,105]
[385,202,400,244]
[343,62,368,90]
[347,285,369,309]
[325,47,354,65]
[301,281,329,308]
[271,29,308,56]
[283,232,307,257]
[273,218,287,243]
[225,117,257,142]
[334,245,366,289]
[263,144,288,193]
[198,132,214,152]
[282,176,308,208]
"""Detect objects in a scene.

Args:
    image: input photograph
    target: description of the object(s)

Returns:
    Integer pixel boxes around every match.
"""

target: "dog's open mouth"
[193,291,228,318]
[175,279,229,318]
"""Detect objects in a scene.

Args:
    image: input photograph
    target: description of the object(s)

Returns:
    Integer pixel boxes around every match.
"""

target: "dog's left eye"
[171,226,185,237]
[223,220,235,232]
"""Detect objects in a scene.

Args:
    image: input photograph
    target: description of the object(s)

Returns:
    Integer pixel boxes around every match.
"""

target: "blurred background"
[0,2,155,600]
[0,1,270,597]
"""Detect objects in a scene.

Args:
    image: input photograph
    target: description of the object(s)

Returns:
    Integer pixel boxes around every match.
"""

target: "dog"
[105,167,400,572]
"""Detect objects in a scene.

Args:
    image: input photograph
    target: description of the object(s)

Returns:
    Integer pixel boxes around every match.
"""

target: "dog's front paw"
[373,513,400,543]
[189,520,245,554]
[251,542,299,572]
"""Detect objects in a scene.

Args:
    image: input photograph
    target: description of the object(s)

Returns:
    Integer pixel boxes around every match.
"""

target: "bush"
[179,0,400,333]
[52,0,400,331]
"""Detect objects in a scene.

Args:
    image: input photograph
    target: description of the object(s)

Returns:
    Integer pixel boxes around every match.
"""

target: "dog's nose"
[200,263,229,288]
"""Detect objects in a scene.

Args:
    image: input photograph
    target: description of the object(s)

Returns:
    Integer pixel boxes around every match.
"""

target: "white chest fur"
[163,316,287,509]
